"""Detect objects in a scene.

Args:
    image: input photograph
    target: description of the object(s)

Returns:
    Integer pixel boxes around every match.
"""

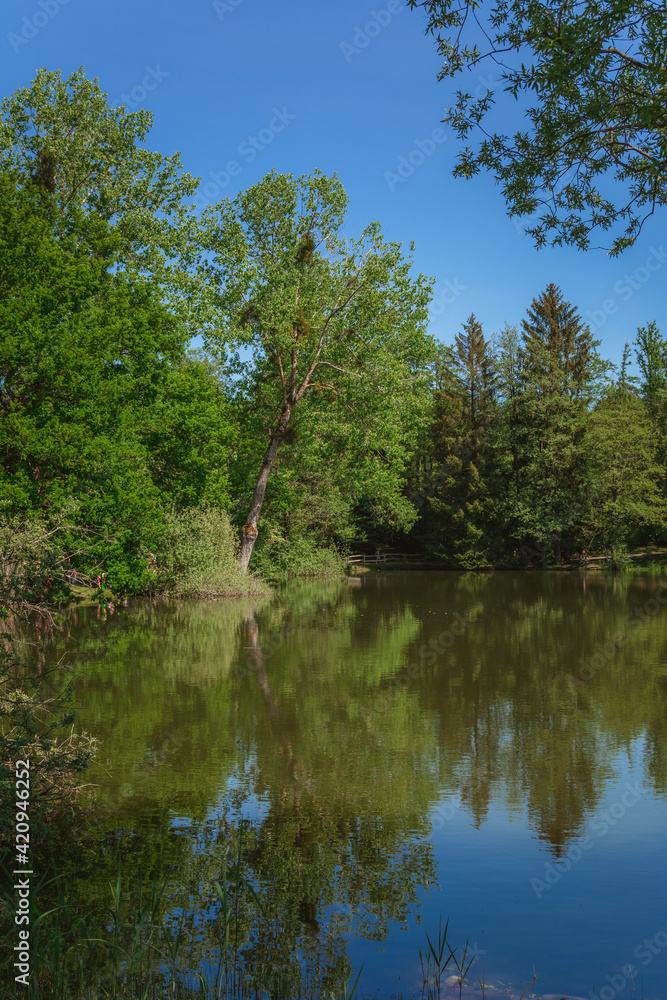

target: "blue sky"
[2,0,665,369]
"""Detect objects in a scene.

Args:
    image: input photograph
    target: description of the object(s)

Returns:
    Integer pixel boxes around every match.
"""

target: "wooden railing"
[346,552,428,566]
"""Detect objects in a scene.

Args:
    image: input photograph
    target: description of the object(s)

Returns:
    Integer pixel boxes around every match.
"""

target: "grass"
[0,828,367,1000]
[594,547,667,574]
[0,833,495,1000]
[252,535,347,582]
[619,559,667,575]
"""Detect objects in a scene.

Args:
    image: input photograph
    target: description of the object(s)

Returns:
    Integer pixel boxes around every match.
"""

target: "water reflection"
[54,572,667,846]
[33,571,667,997]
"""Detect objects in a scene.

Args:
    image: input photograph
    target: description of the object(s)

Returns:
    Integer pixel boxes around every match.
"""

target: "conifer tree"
[454,314,495,432]
[428,315,497,566]
[512,284,606,561]
[488,324,524,556]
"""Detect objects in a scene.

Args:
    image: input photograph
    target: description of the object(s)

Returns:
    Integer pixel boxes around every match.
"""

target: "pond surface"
[54,571,667,998]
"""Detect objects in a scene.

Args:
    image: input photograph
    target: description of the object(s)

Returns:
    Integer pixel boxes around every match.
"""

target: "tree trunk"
[239,405,292,572]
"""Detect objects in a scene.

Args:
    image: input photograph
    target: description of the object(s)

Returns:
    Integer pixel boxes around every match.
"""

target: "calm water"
[50,572,667,998]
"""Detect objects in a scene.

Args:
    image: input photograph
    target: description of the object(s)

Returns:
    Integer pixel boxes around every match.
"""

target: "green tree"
[454,314,495,431]
[0,67,198,299]
[427,315,497,566]
[617,340,639,395]
[584,385,666,561]
[144,355,236,510]
[491,324,523,513]
[635,320,666,413]
[247,389,425,572]
[410,0,667,254]
[633,321,667,537]
[0,170,192,588]
[510,284,606,561]
[199,169,435,570]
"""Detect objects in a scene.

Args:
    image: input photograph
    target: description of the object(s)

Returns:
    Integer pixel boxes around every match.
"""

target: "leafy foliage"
[2,67,667,588]
[584,384,666,559]
[198,168,437,568]
[0,66,198,291]
[155,506,266,596]
[410,0,667,254]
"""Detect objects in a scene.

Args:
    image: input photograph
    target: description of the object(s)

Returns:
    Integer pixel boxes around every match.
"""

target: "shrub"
[0,513,97,844]
[250,531,346,580]
[156,505,267,596]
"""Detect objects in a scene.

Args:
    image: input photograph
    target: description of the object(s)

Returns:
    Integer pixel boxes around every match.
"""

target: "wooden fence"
[346,552,429,567]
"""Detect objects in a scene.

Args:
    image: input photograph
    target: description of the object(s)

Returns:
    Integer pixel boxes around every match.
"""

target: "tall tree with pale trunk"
[199,170,435,571]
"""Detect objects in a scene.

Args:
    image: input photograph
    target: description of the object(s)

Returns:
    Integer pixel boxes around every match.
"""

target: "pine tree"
[511,284,606,562]
[487,324,524,559]
[454,314,495,432]
[428,315,497,567]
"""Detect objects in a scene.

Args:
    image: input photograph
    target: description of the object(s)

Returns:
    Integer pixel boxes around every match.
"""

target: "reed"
[418,916,476,1000]
[0,832,361,1000]
[2,837,483,1000]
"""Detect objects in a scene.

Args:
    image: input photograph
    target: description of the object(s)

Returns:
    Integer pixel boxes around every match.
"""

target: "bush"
[0,657,98,843]
[156,505,267,596]
[250,531,346,580]
[0,513,98,844]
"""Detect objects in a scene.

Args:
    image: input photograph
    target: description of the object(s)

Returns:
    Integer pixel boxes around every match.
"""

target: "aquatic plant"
[419,916,476,1000]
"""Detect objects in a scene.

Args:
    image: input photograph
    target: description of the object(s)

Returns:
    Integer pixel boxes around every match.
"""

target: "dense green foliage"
[1,67,667,587]
[412,286,667,567]
[197,168,435,569]
[2,61,667,1000]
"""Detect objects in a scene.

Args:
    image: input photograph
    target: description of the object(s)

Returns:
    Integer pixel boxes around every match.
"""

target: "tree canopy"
[409,0,667,254]
[0,66,199,308]
[2,66,667,590]
[198,169,436,569]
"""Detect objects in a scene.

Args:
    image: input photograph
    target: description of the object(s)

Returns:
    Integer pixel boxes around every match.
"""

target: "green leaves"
[413,0,667,254]
[584,386,667,554]
[0,67,199,299]
[0,168,234,589]
[197,169,436,563]
[635,320,667,411]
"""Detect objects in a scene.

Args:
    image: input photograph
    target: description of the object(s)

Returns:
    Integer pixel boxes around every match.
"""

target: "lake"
[49,571,667,999]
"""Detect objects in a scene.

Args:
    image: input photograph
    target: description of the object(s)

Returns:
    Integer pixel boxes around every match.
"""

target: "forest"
[1,68,666,600]
[1,13,667,997]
